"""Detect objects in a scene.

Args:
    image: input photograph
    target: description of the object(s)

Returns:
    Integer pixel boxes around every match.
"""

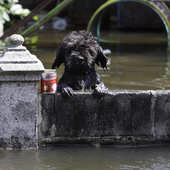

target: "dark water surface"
[29,30,169,90]
[1,145,170,170]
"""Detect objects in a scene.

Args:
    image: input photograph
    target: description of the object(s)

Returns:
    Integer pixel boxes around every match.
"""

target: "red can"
[41,69,57,94]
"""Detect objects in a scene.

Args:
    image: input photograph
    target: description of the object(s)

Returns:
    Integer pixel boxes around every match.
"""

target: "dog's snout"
[77,56,84,61]
[72,54,84,61]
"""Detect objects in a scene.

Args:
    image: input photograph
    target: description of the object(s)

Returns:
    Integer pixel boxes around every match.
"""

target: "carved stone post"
[0,34,45,149]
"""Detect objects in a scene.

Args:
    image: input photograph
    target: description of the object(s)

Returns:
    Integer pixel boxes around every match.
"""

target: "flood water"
[1,30,170,169]
[1,145,170,169]
[28,30,170,90]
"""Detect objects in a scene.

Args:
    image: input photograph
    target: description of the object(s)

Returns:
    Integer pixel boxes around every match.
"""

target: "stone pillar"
[0,34,45,149]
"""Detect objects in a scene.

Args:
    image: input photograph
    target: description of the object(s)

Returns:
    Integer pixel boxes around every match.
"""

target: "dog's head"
[52,30,108,73]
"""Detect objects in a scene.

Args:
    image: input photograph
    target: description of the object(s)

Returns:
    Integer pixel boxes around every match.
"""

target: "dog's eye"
[67,47,74,52]
[65,48,71,54]
[79,45,86,50]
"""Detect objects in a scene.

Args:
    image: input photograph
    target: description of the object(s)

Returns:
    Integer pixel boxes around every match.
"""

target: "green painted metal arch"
[87,0,170,46]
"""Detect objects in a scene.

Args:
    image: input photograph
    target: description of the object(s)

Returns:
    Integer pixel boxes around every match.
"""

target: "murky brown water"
[1,145,170,170]
[0,30,169,169]
[29,30,169,90]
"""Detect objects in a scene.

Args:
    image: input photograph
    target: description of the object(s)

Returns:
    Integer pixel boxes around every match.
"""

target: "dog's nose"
[77,56,84,61]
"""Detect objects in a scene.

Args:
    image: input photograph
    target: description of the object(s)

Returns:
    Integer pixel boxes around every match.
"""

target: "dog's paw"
[61,87,74,97]
[92,88,106,98]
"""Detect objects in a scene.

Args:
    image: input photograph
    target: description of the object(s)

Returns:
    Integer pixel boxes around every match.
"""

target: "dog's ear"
[95,47,108,70]
[52,45,65,69]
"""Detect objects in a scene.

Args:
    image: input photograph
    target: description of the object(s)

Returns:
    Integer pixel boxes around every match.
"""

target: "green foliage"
[33,15,39,21]
[0,0,30,36]
[25,35,38,44]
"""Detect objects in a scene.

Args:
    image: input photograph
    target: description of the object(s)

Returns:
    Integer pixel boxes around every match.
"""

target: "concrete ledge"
[41,136,170,146]
[39,90,170,146]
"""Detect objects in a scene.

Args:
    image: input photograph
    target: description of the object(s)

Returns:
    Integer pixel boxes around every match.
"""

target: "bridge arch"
[87,0,170,47]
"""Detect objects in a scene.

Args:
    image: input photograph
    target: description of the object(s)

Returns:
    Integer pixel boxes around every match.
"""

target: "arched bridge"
[87,0,170,47]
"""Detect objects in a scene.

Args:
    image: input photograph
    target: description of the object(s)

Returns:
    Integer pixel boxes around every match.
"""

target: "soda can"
[41,69,57,94]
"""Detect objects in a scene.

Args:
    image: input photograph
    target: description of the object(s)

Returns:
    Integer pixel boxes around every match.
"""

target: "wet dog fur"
[52,30,108,96]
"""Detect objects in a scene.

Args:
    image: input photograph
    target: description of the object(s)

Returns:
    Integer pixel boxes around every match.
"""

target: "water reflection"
[1,146,170,169]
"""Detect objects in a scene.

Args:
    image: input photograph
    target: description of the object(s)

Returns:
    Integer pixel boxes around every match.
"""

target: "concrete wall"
[0,82,38,148]
[39,90,170,146]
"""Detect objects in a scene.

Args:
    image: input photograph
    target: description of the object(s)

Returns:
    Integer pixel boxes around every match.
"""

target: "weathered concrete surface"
[0,34,44,149]
[154,92,170,138]
[39,90,170,146]
[0,82,38,148]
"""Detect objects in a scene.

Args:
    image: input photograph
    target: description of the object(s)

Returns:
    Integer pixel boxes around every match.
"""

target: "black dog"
[52,30,108,96]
